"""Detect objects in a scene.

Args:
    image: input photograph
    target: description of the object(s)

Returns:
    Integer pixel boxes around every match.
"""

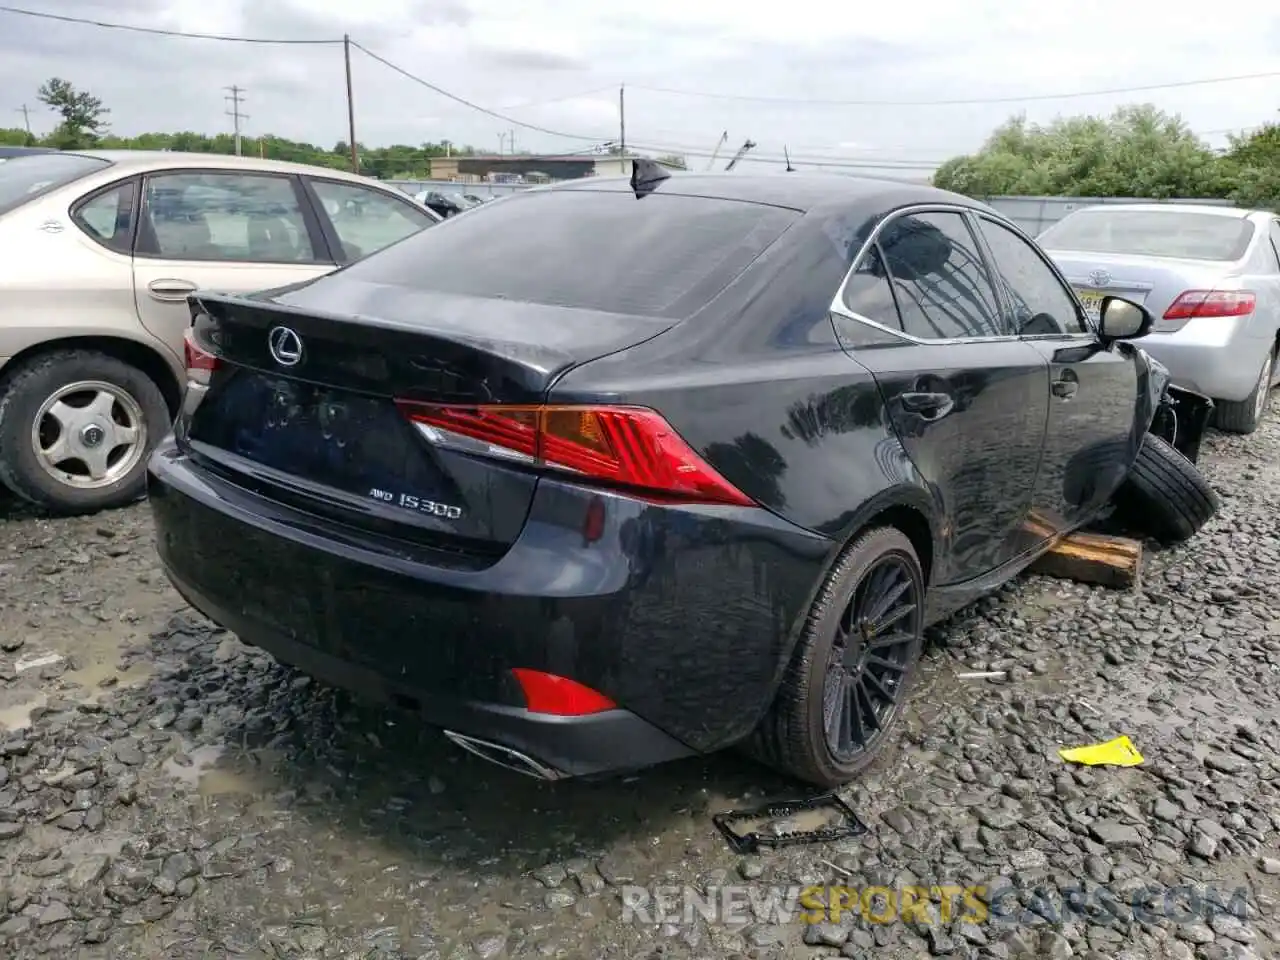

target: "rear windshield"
[1038,209,1255,261]
[338,188,798,318]
[0,154,110,216]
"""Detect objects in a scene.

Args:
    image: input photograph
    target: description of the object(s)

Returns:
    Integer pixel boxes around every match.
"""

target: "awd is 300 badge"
[368,488,463,519]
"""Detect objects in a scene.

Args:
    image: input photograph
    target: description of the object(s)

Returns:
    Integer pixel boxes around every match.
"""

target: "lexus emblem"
[268,326,303,367]
[1088,269,1112,287]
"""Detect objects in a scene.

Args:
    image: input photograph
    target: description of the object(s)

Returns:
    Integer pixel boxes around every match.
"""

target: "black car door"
[973,213,1140,535]
[832,208,1051,586]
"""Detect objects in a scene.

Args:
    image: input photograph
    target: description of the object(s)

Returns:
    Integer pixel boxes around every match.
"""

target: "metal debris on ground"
[712,794,868,854]
[957,670,1007,680]
[1058,734,1144,767]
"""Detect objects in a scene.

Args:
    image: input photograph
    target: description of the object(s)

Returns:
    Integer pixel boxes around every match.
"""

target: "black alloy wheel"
[744,526,926,787]
[821,555,920,763]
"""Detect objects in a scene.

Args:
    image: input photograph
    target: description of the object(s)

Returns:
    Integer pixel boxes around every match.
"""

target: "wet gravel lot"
[2,417,1280,960]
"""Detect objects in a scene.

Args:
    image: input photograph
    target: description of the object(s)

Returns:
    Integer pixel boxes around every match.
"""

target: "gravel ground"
[1,417,1279,960]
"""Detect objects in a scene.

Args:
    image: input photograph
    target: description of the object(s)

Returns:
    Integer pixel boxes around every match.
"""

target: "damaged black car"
[148,164,1218,789]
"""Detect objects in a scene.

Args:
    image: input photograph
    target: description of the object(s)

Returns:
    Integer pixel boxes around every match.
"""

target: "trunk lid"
[1044,250,1241,334]
[181,285,676,558]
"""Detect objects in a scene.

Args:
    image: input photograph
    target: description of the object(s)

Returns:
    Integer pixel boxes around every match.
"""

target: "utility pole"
[16,104,32,143]
[509,129,516,155]
[498,132,507,154]
[224,86,247,156]
[619,84,626,166]
[343,34,359,173]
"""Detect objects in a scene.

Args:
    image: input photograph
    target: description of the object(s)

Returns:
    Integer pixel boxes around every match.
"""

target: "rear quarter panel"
[547,215,941,738]
[0,185,180,377]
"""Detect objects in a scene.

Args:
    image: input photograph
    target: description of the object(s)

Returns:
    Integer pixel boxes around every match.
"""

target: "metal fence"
[383,180,1235,239]
[385,179,531,199]
[981,195,1234,238]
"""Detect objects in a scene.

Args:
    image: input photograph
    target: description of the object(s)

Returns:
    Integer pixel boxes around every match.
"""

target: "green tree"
[933,105,1231,200]
[37,77,109,149]
[1220,123,1280,211]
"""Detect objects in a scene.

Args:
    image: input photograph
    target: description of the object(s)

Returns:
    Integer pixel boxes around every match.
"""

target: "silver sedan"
[1040,204,1280,434]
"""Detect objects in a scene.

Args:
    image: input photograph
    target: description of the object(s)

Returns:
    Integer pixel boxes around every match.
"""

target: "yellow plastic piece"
[1058,736,1144,767]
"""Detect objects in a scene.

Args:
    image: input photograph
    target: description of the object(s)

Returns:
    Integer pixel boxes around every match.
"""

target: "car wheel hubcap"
[822,555,921,763]
[1256,353,1273,422]
[30,380,147,490]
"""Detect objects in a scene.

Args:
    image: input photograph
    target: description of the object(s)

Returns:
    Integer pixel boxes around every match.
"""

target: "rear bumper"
[147,440,831,774]
[163,562,689,778]
[1137,317,1271,402]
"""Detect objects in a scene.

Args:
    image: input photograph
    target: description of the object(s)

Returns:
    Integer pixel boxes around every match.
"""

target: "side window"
[71,180,136,255]
[977,217,1088,335]
[309,180,435,263]
[1270,221,1280,273]
[877,212,1004,340]
[140,172,318,263]
[841,244,901,328]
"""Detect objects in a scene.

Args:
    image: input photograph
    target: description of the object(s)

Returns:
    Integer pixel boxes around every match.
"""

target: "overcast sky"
[2,0,1279,175]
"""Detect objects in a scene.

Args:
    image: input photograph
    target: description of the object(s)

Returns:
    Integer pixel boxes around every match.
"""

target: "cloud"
[475,48,587,72]
[1,0,1278,175]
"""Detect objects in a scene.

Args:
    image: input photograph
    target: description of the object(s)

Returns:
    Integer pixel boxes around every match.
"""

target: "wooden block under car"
[1028,531,1143,589]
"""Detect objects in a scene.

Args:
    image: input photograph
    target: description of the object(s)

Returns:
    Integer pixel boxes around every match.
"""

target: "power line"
[349,41,610,144]
[0,5,340,44]
[628,70,1280,107]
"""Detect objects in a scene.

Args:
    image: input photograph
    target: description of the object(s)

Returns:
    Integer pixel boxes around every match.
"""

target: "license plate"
[1075,288,1104,323]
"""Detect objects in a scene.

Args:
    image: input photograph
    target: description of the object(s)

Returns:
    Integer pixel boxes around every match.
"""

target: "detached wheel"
[1213,348,1272,434]
[745,527,924,787]
[0,350,170,515]
[1112,433,1218,543]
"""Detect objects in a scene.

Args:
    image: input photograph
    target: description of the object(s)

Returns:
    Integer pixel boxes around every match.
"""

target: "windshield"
[0,154,110,216]
[338,188,798,319]
[1038,209,1255,261]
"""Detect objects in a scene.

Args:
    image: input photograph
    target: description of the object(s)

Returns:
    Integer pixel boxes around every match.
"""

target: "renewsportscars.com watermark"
[620,883,1253,927]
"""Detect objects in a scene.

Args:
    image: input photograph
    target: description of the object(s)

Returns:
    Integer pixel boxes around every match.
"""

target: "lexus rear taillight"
[510,668,616,716]
[183,327,220,386]
[396,401,755,507]
[1162,290,1256,321]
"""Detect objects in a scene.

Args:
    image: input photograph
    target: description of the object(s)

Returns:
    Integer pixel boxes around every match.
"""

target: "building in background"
[427,153,682,183]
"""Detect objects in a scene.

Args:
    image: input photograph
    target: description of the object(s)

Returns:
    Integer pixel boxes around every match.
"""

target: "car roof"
[56,149,391,186]
[542,171,975,216]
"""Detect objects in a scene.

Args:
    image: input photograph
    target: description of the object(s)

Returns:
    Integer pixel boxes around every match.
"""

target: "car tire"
[0,350,171,515]
[743,526,925,788]
[1213,348,1273,434]
[1111,433,1218,543]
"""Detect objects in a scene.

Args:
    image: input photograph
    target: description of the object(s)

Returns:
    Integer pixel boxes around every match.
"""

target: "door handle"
[147,278,198,302]
[1051,377,1079,399]
[900,391,955,421]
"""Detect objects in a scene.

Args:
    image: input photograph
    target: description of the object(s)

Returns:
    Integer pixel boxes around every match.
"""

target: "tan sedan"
[0,150,440,513]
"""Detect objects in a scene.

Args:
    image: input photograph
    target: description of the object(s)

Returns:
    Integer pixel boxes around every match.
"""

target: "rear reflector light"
[183,327,220,385]
[396,402,755,507]
[1162,290,1256,320]
[510,668,616,716]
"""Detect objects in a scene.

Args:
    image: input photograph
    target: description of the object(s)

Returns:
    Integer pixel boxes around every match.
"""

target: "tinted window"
[71,180,136,255]
[0,154,111,216]
[140,172,318,263]
[978,217,1087,335]
[842,245,900,327]
[339,190,798,319]
[310,179,435,262]
[1038,209,1255,261]
[878,212,1004,339]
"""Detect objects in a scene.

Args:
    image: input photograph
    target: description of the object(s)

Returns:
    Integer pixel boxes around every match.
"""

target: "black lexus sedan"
[148,164,1217,787]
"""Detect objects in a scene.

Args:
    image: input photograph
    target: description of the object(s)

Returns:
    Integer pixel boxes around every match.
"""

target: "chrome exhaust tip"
[442,730,568,781]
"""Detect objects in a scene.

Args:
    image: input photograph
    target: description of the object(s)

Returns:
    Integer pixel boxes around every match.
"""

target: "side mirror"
[1098,296,1153,341]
